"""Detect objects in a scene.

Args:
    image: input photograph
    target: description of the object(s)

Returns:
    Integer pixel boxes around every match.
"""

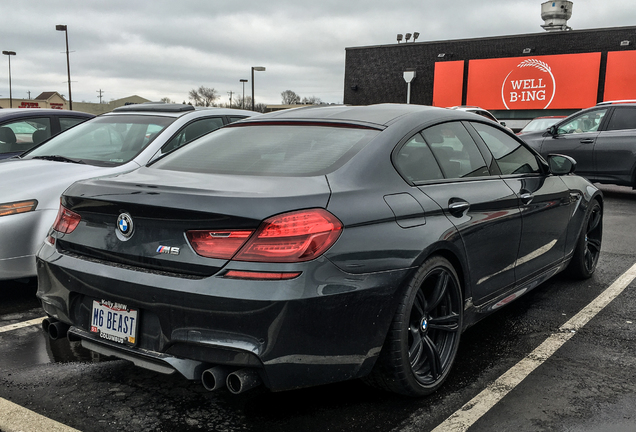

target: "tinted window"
[557,109,607,134]
[421,122,489,179]
[161,117,225,154]
[59,117,87,131]
[606,107,636,131]
[472,122,540,175]
[26,115,174,165]
[394,134,444,182]
[152,124,379,176]
[0,117,51,154]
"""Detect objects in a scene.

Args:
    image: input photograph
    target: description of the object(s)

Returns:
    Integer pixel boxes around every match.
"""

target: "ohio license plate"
[90,300,138,346]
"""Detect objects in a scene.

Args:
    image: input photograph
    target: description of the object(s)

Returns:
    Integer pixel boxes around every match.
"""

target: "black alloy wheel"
[366,256,463,396]
[566,200,603,279]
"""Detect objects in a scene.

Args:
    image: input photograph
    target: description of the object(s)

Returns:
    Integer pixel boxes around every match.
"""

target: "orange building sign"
[604,51,636,102]
[432,61,465,108]
[465,53,602,110]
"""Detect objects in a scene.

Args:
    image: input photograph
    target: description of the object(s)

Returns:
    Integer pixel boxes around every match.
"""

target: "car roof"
[237,104,461,128]
[596,100,636,106]
[0,108,94,120]
[107,103,259,118]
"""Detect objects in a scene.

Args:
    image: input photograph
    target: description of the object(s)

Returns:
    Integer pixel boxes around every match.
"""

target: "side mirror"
[548,125,557,136]
[500,121,507,127]
[547,154,576,175]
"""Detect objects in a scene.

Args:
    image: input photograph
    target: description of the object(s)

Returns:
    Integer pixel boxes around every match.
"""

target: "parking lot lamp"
[251,67,266,111]
[240,79,248,109]
[55,25,73,110]
[2,51,16,108]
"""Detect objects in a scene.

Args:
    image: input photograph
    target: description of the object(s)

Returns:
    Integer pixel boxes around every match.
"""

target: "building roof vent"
[541,1,573,32]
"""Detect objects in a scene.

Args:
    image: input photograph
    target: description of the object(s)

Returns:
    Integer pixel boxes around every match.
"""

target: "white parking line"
[0,317,46,334]
[0,316,79,431]
[430,262,636,432]
[0,397,81,432]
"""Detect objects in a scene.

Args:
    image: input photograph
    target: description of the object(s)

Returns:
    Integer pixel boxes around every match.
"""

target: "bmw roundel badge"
[116,212,134,239]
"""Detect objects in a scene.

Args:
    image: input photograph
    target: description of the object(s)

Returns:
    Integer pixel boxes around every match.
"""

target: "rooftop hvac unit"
[541,1,573,32]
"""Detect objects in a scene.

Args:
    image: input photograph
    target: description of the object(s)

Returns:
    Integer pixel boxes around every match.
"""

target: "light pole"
[240,79,248,109]
[2,51,16,108]
[251,66,265,111]
[56,24,72,110]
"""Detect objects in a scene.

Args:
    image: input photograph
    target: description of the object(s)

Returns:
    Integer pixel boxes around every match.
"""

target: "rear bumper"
[36,243,411,391]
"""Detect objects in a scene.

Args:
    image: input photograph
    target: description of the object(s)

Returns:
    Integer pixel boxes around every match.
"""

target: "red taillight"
[52,205,81,234]
[186,230,254,259]
[223,270,301,280]
[234,209,342,262]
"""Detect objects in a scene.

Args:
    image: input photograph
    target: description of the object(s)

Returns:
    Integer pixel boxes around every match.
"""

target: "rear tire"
[365,256,463,396]
[566,200,602,279]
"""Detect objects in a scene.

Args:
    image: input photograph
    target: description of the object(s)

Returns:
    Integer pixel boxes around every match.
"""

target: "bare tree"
[301,96,322,104]
[188,86,220,107]
[281,90,301,105]
[160,97,173,103]
[253,102,268,113]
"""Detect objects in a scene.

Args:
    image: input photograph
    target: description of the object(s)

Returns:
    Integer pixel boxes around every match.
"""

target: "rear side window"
[421,122,489,179]
[394,134,444,182]
[472,122,540,175]
[606,107,636,131]
[152,124,379,176]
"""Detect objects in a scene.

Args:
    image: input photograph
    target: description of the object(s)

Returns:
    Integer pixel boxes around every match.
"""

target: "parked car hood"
[0,159,140,210]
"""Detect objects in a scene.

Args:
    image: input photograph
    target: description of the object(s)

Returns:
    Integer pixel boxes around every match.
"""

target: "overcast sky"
[1,0,634,106]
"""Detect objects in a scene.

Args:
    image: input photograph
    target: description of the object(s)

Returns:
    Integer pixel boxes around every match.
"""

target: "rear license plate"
[90,300,138,346]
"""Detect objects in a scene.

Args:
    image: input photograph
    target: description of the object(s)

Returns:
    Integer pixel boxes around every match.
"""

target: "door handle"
[448,200,470,217]
[580,139,594,144]
[520,192,534,205]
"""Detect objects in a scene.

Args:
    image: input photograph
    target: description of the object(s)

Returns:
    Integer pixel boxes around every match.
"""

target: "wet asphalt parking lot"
[0,184,635,432]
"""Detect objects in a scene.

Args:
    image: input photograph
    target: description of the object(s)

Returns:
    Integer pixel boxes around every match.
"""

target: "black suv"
[520,101,636,188]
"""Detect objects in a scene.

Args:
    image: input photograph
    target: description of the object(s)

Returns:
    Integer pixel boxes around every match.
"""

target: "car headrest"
[0,127,17,145]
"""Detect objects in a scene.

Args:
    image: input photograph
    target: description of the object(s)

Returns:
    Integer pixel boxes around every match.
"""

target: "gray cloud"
[1,0,634,105]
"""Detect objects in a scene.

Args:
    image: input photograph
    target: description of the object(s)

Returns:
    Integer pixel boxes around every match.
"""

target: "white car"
[448,106,512,130]
[0,103,258,280]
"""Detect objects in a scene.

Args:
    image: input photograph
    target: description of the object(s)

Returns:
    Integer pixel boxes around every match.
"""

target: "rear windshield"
[25,115,175,166]
[151,124,379,176]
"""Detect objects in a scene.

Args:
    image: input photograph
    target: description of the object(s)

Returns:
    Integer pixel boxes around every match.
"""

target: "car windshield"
[151,124,379,176]
[520,118,563,133]
[24,115,175,166]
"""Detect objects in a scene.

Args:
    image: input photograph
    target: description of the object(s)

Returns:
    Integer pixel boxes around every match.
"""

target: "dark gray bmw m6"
[36,104,603,396]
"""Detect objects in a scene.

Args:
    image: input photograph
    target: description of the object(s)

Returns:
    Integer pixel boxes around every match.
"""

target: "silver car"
[0,103,258,280]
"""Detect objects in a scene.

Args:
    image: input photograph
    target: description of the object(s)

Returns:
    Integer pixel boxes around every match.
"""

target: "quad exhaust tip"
[226,368,262,394]
[201,366,232,392]
[42,317,70,340]
[201,367,262,394]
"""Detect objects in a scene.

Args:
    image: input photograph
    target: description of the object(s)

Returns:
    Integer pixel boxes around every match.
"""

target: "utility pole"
[228,91,234,107]
[27,90,31,99]
[97,89,105,103]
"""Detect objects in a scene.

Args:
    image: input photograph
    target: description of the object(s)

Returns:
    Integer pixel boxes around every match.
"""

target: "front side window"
[557,109,607,135]
[152,124,379,176]
[421,122,489,179]
[59,117,88,131]
[25,115,174,165]
[161,117,225,154]
[605,107,636,131]
[0,117,51,154]
[472,122,540,175]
